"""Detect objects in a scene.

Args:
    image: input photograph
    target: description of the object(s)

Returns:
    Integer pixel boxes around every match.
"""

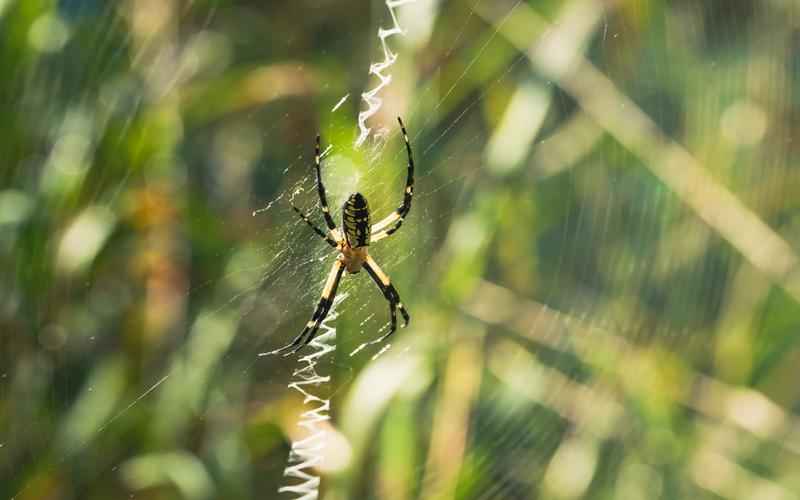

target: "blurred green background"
[3,0,800,498]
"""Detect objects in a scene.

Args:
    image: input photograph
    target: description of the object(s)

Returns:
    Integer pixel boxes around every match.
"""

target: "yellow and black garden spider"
[272,117,414,355]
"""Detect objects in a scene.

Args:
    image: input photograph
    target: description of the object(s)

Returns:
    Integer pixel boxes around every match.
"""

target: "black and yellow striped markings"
[366,255,391,286]
[343,193,372,247]
[364,255,410,328]
[322,261,343,298]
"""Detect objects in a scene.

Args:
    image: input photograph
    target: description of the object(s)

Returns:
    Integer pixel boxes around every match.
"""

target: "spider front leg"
[371,117,415,243]
[290,134,339,247]
[271,259,345,356]
[314,135,337,231]
[363,255,410,344]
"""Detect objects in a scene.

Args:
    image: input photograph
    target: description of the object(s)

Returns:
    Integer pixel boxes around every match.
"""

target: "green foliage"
[3,0,800,499]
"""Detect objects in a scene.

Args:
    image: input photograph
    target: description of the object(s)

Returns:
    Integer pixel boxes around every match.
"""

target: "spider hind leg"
[270,260,344,356]
[363,255,410,345]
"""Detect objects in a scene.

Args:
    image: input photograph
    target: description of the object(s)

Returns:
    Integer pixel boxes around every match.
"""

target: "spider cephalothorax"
[271,117,414,355]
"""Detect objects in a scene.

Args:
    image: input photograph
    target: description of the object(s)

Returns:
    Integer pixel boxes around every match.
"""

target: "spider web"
[3,0,800,499]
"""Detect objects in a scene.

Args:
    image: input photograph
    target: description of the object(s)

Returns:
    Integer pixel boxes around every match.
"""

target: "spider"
[272,117,414,355]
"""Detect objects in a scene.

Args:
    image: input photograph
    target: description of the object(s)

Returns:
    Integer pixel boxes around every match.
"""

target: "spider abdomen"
[342,192,371,248]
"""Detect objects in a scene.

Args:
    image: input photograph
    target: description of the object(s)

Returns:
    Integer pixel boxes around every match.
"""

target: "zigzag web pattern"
[272,0,418,495]
[260,294,346,499]
[355,0,419,147]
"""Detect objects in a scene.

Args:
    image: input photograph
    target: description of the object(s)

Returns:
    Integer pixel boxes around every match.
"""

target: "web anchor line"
[355,0,418,147]
[263,294,345,499]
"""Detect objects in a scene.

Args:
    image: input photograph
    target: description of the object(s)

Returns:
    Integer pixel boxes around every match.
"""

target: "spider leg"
[315,135,337,231]
[370,117,415,241]
[291,203,338,248]
[362,255,410,344]
[271,259,345,356]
